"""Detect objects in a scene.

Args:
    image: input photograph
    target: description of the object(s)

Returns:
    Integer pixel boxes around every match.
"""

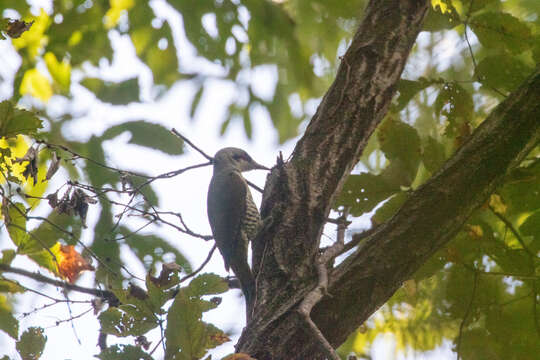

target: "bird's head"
[213,147,269,172]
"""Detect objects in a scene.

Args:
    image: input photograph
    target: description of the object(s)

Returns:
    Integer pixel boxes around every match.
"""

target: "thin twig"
[463,0,507,97]
[171,128,266,193]
[179,244,217,283]
[456,271,478,360]
[46,307,93,328]
[246,180,264,194]
[488,205,535,258]
[0,264,118,303]
[171,128,213,161]
[149,336,164,356]
[461,264,539,280]
[38,141,152,179]
[6,278,91,305]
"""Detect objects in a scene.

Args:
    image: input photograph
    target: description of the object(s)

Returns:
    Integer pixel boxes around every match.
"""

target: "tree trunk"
[236,0,540,358]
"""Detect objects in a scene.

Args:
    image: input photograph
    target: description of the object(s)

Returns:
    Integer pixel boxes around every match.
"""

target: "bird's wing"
[207,170,247,270]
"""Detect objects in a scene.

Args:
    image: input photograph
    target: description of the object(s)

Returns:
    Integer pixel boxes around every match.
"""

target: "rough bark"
[235,0,540,358]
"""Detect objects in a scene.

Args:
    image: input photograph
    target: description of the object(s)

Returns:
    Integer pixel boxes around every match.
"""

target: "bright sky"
[0,1,462,359]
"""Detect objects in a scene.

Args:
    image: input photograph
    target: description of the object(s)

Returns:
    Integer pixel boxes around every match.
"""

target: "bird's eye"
[233,154,243,161]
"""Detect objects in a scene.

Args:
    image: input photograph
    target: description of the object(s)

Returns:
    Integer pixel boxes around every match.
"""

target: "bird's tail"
[229,256,255,321]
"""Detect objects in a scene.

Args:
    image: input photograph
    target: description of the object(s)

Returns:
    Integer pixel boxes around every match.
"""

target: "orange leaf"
[56,245,94,283]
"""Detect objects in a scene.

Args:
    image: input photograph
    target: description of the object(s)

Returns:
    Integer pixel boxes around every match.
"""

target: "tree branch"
[0,264,118,304]
[241,0,431,358]
[238,0,540,356]
[313,65,540,349]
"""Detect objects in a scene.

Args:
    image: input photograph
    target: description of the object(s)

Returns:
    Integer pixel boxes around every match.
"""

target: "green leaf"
[470,12,532,54]
[519,211,540,240]
[219,117,231,135]
[1,1,31,14]
[146,268,181,310]
[27,242,64,276]
[46,2,113,66]
[81,77,140,105]
[31,209,83,248]
[0,294,19,339]
[190,85,204,119]
[422,136,446,174]
[0,249,16,265]
[378,118,421,182]
[372,192,408,225]
[102,121,183,155]
[16,327,46,360]
[96,344,153,360]
[128,3,180,87]
[120,228,191,273]
[243,107,252,139]
[165,274,229,359]
[423,3,460,31]
[188,273,228,296]
[3,202,30,250]
[3,202,57,256]
[461,0,498,13]
[500,160,540,213]
[0,101,43,138]
[475,54,533,93]
[393,78,433,111]
[336,173,401,216]
[434,82,473,137]
[0,279,25,293]
[98,306,158,337]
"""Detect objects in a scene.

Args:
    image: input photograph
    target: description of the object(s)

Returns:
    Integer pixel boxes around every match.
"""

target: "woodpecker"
[207,147,268,308]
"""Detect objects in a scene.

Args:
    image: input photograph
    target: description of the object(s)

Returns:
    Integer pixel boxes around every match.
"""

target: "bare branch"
[171,128,213,161]
[179,244,217,283]
[0,264,118,304]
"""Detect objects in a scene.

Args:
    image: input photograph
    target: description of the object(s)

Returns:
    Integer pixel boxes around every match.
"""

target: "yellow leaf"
[489,194,507,214]
[12,9,50,59]
[0,136,32,182]
[0,137,49,208]
[467,224,484,239]
[105,0,135,29]
[431,0,448,13]
[68,31,82,46]
[44,52,71,92]
[20,68,53,102]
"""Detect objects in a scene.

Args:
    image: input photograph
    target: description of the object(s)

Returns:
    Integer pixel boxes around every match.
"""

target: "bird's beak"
[252,161,270,171]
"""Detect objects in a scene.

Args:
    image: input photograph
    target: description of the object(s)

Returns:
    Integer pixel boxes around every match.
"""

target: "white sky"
[0,1,463,359]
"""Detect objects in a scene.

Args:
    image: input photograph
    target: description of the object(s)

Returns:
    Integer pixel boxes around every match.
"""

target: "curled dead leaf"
[91,298,104,315]
[149,262,181,287]
[5,19,34,38]
[14,146,38,185]
[135,335,151,350]
[45,151,60,181]
[46,192,58,208]
[51,188,97,228]
[210,296,222,306]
